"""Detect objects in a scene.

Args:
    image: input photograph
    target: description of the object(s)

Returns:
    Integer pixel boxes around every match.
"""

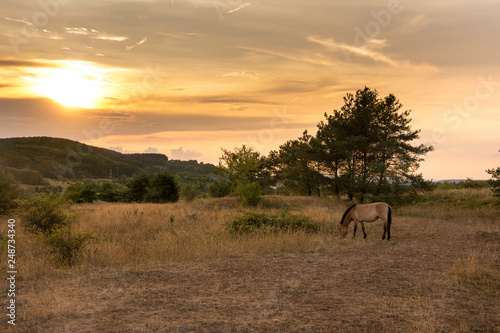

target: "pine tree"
[314,87,433,203]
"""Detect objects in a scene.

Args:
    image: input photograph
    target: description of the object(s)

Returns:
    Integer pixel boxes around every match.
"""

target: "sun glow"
[29,63,107,108]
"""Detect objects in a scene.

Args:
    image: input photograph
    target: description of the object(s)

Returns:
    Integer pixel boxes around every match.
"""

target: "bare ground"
[4,215,500,332]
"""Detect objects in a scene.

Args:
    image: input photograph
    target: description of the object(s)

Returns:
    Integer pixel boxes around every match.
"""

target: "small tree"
[217,145,261,191]
[126,174,151,202]
[146,173,179,203]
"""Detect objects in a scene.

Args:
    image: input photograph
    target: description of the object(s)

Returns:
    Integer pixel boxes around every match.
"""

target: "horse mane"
[340,204,357,225]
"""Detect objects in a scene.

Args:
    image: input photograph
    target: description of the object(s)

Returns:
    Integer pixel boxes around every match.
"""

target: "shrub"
[20,195,72,235]
[236,182,261,207]
[181,185,198,202]
[20,194,95,266]
[44,226,95,266]
[146,173,179,203]
[226,211,320,235]
[127,173,179,203]
[0,170,20,214]
[98,182,120,202]
[486,167,500,198]
[438,181,456,190]
[208,178,232,198]
[457,178,490,189]
[65,183,97,203]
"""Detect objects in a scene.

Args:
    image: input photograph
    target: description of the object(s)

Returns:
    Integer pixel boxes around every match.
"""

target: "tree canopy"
[219,87,434,204]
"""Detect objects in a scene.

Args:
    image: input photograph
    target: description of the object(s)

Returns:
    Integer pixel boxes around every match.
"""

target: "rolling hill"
[0,137,216,184]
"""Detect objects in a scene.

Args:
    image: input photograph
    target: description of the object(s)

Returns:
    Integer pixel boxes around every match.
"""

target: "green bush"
[44,226,94,266]
[457,178,490,189]
[226,211,320,235]
[181,184,198,202]
[487,167,500,198]
[208,178,232,198]
[20,194,95,266]
[20,195,71,235]
[236,182,262,207]
[438,182,456,190]
[146,173,179,203]
[126,173,179,203]
[65,183,97,203]
[0,170,21,214]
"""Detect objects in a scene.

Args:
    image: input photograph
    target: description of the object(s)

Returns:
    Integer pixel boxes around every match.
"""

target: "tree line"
[1,87,499,211]
[217,87,435,204]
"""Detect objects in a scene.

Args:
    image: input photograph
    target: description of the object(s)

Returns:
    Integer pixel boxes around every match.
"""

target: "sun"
[30,63,106,108]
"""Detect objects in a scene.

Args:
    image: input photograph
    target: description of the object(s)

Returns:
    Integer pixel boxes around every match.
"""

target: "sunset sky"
[1,0,499,180]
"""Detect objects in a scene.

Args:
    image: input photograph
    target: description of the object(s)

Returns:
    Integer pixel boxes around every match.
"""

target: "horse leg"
[386,222,391,241]
[361,222,367,239]
[353,221,358,239]
[382,223,387,240]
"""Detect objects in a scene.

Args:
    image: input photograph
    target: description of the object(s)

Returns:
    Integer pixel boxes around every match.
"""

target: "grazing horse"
[339,202,392,240]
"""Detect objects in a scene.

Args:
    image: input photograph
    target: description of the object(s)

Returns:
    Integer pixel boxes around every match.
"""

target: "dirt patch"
[468,231,500,245]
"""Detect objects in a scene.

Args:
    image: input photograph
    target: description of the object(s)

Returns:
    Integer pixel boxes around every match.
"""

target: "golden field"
[1,190,499,332]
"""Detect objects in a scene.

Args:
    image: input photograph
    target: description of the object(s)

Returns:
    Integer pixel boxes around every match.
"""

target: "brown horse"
[339,202,392,240]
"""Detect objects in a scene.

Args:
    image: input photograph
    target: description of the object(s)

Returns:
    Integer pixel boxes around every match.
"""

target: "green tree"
[146,173,179,203]
[217,145,261,191]
[314,87,433,203]
[127,174,151,202]
[271,131,324,196]
[0,170,20,214]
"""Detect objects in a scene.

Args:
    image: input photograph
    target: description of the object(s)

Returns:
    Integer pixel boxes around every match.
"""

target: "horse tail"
[387,205,392,226]
[340,204,356,225]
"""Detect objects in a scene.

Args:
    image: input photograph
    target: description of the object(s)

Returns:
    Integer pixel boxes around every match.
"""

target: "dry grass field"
[1,190,499,332]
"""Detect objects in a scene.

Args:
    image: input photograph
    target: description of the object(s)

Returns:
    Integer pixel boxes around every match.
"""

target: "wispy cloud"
[308,36,437,71]
[222,71,262,80]
[126,37,148,51]
[396,14,429,34]
[157,32,202,40]
[1,15,34,26]
[64,27,129,41]
[308,36,398,66]
[225,2,251,14]
[237,46,338,67]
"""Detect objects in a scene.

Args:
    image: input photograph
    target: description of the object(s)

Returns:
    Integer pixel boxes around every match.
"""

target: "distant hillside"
[0,137,216,184]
